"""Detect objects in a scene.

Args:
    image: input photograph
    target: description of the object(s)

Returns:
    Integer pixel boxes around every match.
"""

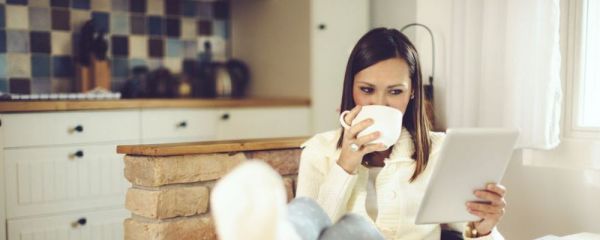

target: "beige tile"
[163,57,182,73]
[181,18,196,40]
[29,0,50,7]
[51,78,73,93]
[7,54,31,78]
[147,0,164,15]
[51,32,73,55]
[130,36,148,58]
[71,10,92,31]
[91,0,111,11]
[6,6,29,30]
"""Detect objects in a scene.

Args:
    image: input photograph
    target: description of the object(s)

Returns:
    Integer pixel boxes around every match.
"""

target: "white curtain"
[444,0,562,149]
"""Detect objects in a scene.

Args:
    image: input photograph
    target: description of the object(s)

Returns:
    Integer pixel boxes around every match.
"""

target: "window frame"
[564,0,600,138]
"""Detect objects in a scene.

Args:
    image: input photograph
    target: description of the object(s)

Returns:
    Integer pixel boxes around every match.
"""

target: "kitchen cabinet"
[140,109,219,144]
[216,107,311,140]
[0,104,310,240]
[7,208,128,240]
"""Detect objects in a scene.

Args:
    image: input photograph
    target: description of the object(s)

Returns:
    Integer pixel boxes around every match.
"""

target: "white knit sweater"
[295,128,504,240]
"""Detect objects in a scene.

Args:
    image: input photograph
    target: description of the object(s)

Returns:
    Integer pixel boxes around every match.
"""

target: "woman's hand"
[337,105,387,174]
[466,183,507,236]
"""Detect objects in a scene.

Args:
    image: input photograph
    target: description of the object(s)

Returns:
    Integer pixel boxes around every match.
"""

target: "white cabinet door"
[3,143,131,218]
[311,0,369,133]
[0,111,140,148]
[7,208,129,240]
[217,107,311,140]
[140,109,218,144]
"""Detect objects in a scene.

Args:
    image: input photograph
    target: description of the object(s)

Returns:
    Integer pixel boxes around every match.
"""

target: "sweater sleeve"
[295,135,359,222]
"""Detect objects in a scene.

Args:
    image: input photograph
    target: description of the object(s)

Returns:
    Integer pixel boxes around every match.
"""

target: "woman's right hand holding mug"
[337,105,387,174]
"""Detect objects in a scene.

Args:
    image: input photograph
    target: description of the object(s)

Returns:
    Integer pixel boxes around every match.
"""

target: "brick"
[124,153,246,187]
[124,216,216,240]
[245,149,301,175]
[126,186,210,219]
[283,177,295,202]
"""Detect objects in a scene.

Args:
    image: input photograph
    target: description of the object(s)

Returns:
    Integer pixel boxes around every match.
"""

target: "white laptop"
[414,128,519,224]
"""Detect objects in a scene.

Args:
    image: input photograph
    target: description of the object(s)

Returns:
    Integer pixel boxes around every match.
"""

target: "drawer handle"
[71,218,87,228]
[70,150,84,159]
[69,125,84,133]
[221,113,230,120]
[177,121,188,128]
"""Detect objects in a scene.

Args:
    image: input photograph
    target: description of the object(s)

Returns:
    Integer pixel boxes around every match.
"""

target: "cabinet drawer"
[4,144,131,218]
[217,107,311,140]
[140,109,218,143]
[1,110,139,148]
[7,208,129,240]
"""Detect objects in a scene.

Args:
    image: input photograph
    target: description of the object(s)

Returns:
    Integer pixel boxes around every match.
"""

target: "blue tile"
[31,77,51,93]
[129,58,146,68]
[92,11,109,32]
[166,38,183,57]
[111,77,126,92]
[0,31,5,53]
[7,0,28,5]
[0,5,5,28]
[111,57,129,77]
[213,20,228,39]
[9,78,30,94]
[111,13,130,35]
[31,54,51,77]
[0,54,6,77]
[147,16,162,36]
[0,78,7,92]
[52,56,74,77]
[50,0,68,8]
[182,0,196,17]
[196,2,212,19]
[7,30,29,53]
[72,0,90,9]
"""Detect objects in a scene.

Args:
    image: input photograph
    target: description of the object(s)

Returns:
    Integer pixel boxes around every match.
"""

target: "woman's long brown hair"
[336,28,432,182]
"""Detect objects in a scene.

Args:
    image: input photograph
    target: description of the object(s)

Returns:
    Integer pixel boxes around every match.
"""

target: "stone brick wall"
[123,149,301,240]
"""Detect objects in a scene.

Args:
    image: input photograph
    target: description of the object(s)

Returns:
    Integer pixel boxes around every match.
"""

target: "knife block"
[75,56,112,92]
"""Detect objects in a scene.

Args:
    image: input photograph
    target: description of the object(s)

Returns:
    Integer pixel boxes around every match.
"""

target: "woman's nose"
[370,94,388,106]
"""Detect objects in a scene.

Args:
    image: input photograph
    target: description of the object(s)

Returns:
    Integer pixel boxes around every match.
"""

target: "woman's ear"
[410,91,415,99]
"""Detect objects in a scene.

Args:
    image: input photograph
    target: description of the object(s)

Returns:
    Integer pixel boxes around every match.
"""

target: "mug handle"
[339,110,351,129]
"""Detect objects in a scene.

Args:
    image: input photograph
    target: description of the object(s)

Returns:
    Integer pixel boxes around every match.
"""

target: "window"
[523,0,600,169]
[575,0,600,129]
[565,0,600,138]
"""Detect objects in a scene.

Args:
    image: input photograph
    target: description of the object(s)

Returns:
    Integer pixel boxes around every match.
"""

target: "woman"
[296,28,506,240]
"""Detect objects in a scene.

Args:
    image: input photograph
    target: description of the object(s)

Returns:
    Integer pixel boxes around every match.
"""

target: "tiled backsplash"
[0,0,229,94]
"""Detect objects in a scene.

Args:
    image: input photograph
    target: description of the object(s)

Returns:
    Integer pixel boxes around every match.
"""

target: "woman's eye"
[360,87,374,94]
[389,89,403,95]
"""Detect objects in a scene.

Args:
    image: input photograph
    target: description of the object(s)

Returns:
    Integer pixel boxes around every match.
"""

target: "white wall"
[370,0,417,39]
[501,152,600,239]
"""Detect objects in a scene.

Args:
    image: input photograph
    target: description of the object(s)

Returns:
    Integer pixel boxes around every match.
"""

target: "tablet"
[414,128,519,224]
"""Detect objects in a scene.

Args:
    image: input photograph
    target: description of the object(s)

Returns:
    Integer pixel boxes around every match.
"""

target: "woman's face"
[352,58,413,113]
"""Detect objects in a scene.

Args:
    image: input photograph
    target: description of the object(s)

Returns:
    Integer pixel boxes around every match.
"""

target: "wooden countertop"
[117,136,309,156]
[0,98,310,113]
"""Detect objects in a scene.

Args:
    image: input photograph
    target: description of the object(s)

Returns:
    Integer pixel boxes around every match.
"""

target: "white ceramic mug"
[339,105,403,149]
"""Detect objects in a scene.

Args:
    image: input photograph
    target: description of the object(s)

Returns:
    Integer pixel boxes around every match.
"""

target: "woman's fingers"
[474,190,506,207]
[487,183,507,197]
[343,105,363,129]
[361,143,387,154]
[466,202,505,215]
[347,118,374,139]
[355,131,380,146]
